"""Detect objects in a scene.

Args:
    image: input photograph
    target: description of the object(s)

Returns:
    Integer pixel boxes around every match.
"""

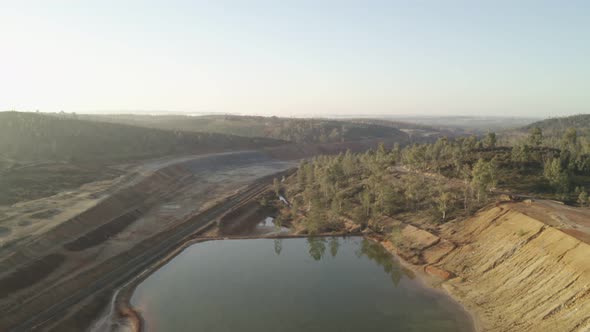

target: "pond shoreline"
[97,232,479,332]
[364,234,482,332]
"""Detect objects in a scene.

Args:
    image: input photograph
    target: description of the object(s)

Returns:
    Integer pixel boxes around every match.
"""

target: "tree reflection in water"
[357,238,415,286]
[307,237,327,261]
[273,239,282,256]
[329,237,340,257]
[304,237,413,286]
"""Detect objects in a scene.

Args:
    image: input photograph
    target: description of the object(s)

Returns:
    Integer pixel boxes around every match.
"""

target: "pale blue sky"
[1,0,588,117]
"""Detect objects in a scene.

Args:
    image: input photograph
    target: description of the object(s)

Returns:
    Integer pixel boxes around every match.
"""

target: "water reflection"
[329,237,339,257]
[305,237,414,286]
[273,239,282,256]
[132,237,474,332]
[307,237,327,261]
[221,216,289,236]
[358,238,415,285]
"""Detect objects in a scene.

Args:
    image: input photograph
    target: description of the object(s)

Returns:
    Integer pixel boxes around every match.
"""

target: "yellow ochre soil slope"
[434,206,590,332]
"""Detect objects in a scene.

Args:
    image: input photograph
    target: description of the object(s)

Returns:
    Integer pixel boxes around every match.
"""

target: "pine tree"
[528,127,543,147]
[544,158,571,197]
[471,158,496,202]
[484,132,497,148]
[273,178,280,196]
[360,189,372,217]
[578,190,588,207]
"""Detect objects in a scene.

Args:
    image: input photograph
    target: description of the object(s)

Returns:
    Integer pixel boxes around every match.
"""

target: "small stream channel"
[130,237,474,332]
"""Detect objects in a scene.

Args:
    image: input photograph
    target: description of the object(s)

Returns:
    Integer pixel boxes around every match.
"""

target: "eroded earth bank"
[441,205,589,332]
[369,202,590,332]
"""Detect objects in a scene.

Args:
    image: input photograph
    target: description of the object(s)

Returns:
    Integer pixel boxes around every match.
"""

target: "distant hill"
[77,114,411,144]
[347,118,455,139]
[0,111,287,205]
[523,114,590,137]
[515,114,590,154]
[383,116,540,132]
[0,112,285,165]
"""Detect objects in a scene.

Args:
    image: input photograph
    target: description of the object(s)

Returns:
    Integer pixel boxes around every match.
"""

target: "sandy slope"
[436,205,590,332]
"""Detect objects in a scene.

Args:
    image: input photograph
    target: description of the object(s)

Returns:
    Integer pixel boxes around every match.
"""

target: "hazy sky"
[1,1,589,117]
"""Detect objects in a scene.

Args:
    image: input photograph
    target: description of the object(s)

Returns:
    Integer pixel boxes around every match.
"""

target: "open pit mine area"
[0,138,397,331]
[0,150,295,331]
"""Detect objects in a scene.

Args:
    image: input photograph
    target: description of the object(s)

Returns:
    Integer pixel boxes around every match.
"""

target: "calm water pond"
[131,237,474,332]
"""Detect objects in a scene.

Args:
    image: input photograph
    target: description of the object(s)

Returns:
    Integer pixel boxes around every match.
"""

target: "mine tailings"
[373,204,590,332]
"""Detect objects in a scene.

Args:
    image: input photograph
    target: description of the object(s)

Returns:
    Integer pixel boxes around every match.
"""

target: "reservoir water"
[131,237,474,332]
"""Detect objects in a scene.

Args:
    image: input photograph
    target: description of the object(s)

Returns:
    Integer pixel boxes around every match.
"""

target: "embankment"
[217,199,274,235]
[379,205,590,332]
[440,206,590,332]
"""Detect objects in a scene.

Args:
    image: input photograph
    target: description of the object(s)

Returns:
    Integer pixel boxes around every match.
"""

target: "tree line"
[279,127,590,234]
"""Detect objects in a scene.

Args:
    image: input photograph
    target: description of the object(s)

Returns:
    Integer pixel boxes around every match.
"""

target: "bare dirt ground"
[0,150,287,253]
[0,150,295,331]
[437,205,590,332]
[364,201,590,332]
[508,199,590,244]
[0,175,133,252]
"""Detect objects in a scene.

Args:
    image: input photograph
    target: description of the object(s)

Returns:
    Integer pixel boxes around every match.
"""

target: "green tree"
[391,143,401,163]
[403,174,425,210]
[463,135,478,150]
[328,128,340,142]
[360,189,373,217]
[376,142,387,163]
[511,144,531,163]
[273,177,281,196]
[484,132,497,148]
[471,158,497,201]
[528,127,543,147]
[460,164,473,212]
[342,149,357,176]
[544,158,571,197]
[297,160,307,189]
[577,189,588,207]
[380,186,399,215]
[350,205,366,226]
[561,127,578,151]
[305,194,326,234]
[330,192,344,215]
[488,157,499,189]
[435,191,453,222]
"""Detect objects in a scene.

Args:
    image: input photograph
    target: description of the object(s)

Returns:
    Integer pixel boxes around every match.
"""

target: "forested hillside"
[78,114,411,144]
[525,114,590,133]
[272,131,590,236]
[0,112,284,165]
[521,114,590,153]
